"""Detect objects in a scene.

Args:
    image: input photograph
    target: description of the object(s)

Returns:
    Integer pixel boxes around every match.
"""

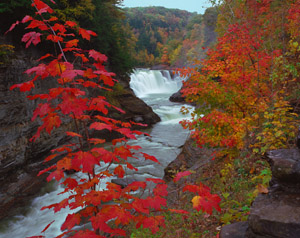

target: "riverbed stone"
[117,89,161,127]
[111,178,136,188]
[247,192,300,238]
[219,221,248,238]
[169,89,185,103]
[265,149,300,187]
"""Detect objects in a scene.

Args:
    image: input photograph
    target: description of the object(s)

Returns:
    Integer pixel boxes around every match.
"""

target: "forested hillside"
[124,6,218,67]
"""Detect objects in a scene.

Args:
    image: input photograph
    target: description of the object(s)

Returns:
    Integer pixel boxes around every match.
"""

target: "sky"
[120,0,213,14]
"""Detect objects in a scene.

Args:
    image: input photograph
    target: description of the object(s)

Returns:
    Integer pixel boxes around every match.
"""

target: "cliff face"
[0,52,160,220]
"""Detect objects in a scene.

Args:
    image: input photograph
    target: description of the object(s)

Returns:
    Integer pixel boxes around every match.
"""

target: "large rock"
[117,89,161,127]
[220,222,248,238]
[266,149,300,188]
[164,137,214,182]
[220,147,300,238]
[247,192,300,238]
[169,89,186,103]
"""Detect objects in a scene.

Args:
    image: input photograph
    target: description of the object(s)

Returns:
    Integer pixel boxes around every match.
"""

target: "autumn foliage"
[8,0,220,237]
[181,0,300,159]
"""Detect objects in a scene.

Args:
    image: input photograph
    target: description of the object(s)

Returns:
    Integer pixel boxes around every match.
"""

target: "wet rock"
[169,89,185,103]
[220,221,248,238]
[117,90,161,127]
[111,178,136,188]
[164,137,214,182]
[247,192,300,238]
[265,149,300,187]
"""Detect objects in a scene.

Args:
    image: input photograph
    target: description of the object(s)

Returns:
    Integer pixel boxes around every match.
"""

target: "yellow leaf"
[191,196,201,208]
[257,184,268,194]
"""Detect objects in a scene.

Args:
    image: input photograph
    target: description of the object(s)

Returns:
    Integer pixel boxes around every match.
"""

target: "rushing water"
[0,69,192,237]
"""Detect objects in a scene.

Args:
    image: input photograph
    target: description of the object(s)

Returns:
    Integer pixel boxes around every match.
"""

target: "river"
[0,69,192,237]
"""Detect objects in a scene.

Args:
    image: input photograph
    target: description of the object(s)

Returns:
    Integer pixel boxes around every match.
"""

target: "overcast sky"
[120,0,213,14]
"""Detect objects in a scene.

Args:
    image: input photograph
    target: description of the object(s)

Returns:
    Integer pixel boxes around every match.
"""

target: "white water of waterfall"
[0,69,193,237]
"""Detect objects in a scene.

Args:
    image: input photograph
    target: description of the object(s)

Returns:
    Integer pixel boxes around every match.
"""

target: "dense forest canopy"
[124,6,218,67]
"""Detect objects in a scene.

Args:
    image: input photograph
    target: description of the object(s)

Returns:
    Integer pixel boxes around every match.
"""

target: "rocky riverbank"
[220,148,300,238]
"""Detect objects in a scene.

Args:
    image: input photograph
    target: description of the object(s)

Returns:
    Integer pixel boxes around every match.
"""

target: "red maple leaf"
[99,74,115,87]
[141,152,160,164]
[84,68,97,79]
[126,162,138,171]
[5,21,19,34]
[143,196,167,210]
[47,169,64,182]
[89,97,110,115]
[52,23,66,34]
[42,113,61,134]
[53,198,69,213]
[191,194,221,214]
[114,165,125,178]
[91,148,113,163]
[37,164,56,177]
[10,80,35,92]
[72,151,99,173]
[79,28,97,41]
[90,122,113,131]
[22,15,32,23]
[41,220,55,233]
[22,32,42,48]
[173,171,192,182]
[66,131,82,138]
[32,103,52,121]
[61,213,81,231]
[59,93,88,116]
[153,184,168,197]
[65,21,77,28]
[62,178,78,190]
[89,50,107,62]
[47,34,63,43]
[124,181,147,192]
[136,216,165,234]
[26,19,48,31]
[25,64,47,77]
[65,39,79,48]
[32,0,53,14]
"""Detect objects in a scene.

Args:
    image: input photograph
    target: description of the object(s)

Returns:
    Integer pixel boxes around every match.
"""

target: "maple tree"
[8,0,221,237]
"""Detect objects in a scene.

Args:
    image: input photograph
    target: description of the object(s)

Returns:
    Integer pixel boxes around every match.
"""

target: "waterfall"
[129,69,183,98]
